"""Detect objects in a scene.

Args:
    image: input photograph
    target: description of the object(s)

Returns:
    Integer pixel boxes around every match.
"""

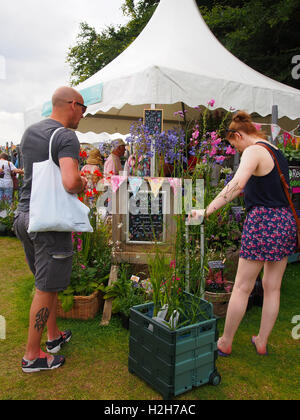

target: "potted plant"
[100,264,147,328]
[277,135,300,166]
[128,248,221,399]
[204,266,233,318]
[57,211,112,320]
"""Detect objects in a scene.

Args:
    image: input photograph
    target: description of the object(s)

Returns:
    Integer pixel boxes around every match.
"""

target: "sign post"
[144,107,163,177]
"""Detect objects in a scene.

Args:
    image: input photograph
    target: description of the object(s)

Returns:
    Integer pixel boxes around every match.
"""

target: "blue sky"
[0,0,129,145]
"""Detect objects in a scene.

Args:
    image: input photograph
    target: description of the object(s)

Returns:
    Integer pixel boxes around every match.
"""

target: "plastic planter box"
[128,293,221,399]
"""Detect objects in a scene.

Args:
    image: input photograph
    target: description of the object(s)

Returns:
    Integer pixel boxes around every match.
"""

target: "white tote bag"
[28,127,93,233]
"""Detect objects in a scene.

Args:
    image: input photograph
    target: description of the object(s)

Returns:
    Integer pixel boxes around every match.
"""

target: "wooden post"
[150,103,156,177]
[100,265,119,326]
[271,105,279,145]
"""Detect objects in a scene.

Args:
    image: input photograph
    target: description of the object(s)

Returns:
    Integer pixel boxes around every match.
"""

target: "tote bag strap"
[48,127,65,163]
[258,143,300,230]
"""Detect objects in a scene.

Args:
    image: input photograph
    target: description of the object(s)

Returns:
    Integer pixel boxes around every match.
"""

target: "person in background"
[103,139,126,181]
[14,86,87,373]
[190,111,296,357]
[124,142,151,177]
[0,153,23,204]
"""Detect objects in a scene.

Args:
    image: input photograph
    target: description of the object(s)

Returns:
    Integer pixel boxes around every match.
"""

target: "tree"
[67,2,159,86]
[67,0,300,89]
[200,0,300,89]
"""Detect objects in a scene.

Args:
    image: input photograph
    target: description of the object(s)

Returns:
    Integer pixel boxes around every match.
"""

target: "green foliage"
[147,250,173,316]
[0,200,17,236]
[200,0,300,89]
[101,264,147,315]
[58,215,112,312]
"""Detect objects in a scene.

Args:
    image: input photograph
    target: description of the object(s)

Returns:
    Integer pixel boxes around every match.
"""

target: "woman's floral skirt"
[240,206,297,261]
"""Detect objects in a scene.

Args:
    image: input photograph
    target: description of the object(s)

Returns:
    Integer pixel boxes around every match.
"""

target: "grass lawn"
[0,236,299,400]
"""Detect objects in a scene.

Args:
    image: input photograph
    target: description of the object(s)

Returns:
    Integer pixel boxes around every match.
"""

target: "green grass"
[0,237,300,400]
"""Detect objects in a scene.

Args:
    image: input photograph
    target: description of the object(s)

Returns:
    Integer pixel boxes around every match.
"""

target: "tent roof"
[77,0,300,120]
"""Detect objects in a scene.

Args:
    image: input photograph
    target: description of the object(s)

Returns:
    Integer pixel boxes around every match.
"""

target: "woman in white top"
[0,153,23,204]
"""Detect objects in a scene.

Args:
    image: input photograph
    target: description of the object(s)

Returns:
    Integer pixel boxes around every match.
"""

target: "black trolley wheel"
[209,370,221,386]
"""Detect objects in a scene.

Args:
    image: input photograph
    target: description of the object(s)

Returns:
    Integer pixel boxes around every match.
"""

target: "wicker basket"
[204,282,233,318]
[57,291,103,320]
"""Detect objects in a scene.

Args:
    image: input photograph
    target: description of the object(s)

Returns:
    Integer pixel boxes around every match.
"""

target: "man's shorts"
[13,212,73,293]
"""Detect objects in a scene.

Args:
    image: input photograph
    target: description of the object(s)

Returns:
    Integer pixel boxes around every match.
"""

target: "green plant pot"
[128,292,220,399]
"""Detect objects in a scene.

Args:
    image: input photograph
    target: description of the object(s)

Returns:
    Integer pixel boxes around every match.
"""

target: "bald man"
[14,86,87,373]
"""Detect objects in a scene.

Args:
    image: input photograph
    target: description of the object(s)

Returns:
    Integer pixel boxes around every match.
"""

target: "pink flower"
[225,146,236,155]
[192,129,199,139]
[210,131,218,140]
[215,156,226,164]
[80,264,86,270]
[170,260,176,268]
[208,99,215,107]
[209,146,217,157]
[211,138,221,147]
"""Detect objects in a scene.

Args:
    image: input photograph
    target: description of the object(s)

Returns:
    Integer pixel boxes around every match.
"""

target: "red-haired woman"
[191,111,296,356]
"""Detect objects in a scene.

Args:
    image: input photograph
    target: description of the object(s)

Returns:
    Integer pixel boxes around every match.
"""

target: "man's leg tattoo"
[34,307,50,332]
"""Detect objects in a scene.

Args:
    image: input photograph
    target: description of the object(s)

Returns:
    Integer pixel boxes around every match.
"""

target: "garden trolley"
[128,293,221,399]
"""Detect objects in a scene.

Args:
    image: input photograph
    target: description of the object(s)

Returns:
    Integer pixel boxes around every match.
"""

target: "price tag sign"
[208,260,225,270]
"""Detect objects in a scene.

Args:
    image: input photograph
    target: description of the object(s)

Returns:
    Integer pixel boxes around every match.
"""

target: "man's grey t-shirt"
[18,118,80,212]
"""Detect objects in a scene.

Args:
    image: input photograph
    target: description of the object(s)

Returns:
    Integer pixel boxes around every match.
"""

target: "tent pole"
[271,105,278,145]
[150,103,156,177]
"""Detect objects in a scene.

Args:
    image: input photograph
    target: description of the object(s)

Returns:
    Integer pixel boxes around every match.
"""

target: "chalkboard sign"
[143,109,163,134]
[127,190,165,243]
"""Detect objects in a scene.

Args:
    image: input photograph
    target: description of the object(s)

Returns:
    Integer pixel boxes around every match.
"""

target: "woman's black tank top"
[244,141,290,211]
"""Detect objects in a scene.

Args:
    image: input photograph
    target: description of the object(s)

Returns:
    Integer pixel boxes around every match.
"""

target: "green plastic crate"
[128,293,221,399]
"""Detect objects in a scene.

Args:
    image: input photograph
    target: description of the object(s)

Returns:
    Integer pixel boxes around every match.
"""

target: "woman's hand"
[188,208,206,224]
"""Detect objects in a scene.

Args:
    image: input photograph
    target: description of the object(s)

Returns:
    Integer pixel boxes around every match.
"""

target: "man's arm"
[59,157,87,194]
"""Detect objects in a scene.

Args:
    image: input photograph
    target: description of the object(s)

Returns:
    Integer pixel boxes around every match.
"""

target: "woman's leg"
[218,258,263,354]
[253,257,287,354]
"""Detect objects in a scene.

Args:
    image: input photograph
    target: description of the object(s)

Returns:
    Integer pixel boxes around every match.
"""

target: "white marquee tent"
[25,0,300,135]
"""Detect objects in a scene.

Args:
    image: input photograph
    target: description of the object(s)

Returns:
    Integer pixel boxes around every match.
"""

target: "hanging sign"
[111,175,127,193]
[146,177,164,198]
[128,177,143,198]
[271,124,281,141]
[143,109,163,134]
